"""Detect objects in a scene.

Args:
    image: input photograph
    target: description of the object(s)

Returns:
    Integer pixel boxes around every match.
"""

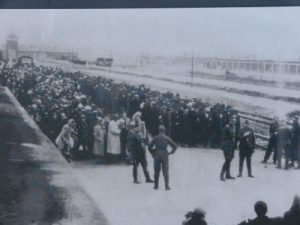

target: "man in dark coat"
[148,125,177,190]
[237,120,255,178]
[126,122,153,184]
[262,117,279,164]
[277,122,292,170]
[220,119,236,181]
[290,118,300,168]
[294,120,300,169]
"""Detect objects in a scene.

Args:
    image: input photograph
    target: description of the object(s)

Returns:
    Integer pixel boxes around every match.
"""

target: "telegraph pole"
[191,52,194,87]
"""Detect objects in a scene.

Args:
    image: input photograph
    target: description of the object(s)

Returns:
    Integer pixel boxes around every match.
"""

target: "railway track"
[235,111,271,150]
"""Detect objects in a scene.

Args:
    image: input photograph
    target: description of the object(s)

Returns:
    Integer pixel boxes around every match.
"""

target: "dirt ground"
[0,86,66,225]
[0,87,108,225]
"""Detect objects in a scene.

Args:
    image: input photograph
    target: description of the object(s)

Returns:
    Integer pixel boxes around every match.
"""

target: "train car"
[225,70,237,80]
[70,59,87,65]
[16,56,34,67]
[96,57,113,67]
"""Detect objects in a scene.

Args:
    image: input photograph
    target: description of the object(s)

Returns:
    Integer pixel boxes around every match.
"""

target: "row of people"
[262,117,300,169]
[220,116,300,182]
[2,63,299,171]
[220,119,256,181]
[0,63,239,158]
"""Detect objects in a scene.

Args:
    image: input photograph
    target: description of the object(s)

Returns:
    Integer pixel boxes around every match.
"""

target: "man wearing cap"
[237,120,255,178]
[277,121,292,170]
[148,125,177,190]
[262,117,279,164]
[290,117,300,168]
[220,119,236,181]
[127,122,153,183]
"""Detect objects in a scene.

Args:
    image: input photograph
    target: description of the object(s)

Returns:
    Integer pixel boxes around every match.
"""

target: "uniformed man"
[277,121,292,170]
[148,125,177,190]
[237,120,255,178]
[262,117,279,164]
[220,119,235,181]
[290,117,300,168]
[127,122,153,184]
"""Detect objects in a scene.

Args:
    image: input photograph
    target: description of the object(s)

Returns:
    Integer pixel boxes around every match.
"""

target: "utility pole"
[191,52,194,87]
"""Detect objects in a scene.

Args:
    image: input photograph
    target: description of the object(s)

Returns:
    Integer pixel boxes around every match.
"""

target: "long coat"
[221,125,235,158]
[107,121,121,155]
[55,124,72,151]
[238,126,255,156]
[93,124,105,156]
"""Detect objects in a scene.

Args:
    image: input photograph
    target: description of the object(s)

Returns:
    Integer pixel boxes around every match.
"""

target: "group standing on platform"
[0,63,237,161]
[0,62,300,183]
[1,62,300,186]
[1,62,300,225]
[262,117,300,170]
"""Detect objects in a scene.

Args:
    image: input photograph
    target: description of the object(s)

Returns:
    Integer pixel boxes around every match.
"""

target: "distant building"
[172,56,300,76]
[96,57,113,67]
[198,57,300,75]
[18,49,78,61]
[4,34,78,63]
[0,50,4,61]
[6,34,19,64]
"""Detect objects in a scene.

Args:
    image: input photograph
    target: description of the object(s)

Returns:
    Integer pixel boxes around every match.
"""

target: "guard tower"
[6,33,19,64]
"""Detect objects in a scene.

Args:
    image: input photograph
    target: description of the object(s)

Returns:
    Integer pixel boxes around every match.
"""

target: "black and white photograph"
[0,6,300,225]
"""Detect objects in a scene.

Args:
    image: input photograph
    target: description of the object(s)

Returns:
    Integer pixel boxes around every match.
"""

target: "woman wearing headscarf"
[93,118,105,163]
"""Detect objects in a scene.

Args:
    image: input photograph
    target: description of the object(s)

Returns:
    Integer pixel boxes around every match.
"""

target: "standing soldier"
[262,117,279,164]
[277,121,292,170]
[220,119,235,181]
[127,122,153,184]
[290,117,300,168]
[293,118,300,169]
[234,114,241,149]
[148,125,177,190]
[237,120,255,178]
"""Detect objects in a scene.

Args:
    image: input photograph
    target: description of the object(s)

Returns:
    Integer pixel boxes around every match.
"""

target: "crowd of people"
[1,62,299,168]
[219,115,300,183]
[1,62,300,224]
[262,117,300,170]
[0,63,239,160]
[1,62,300,171]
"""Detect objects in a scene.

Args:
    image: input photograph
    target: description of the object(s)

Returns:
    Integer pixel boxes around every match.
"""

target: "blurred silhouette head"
[254,201,268,217]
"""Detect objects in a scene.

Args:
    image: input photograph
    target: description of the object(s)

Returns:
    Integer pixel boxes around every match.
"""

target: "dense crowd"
[0,63,240,161]
[1,63,300,225]
[1,63,300,168]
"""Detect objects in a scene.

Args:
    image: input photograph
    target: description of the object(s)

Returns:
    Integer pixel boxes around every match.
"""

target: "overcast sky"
[0,7,300,60]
